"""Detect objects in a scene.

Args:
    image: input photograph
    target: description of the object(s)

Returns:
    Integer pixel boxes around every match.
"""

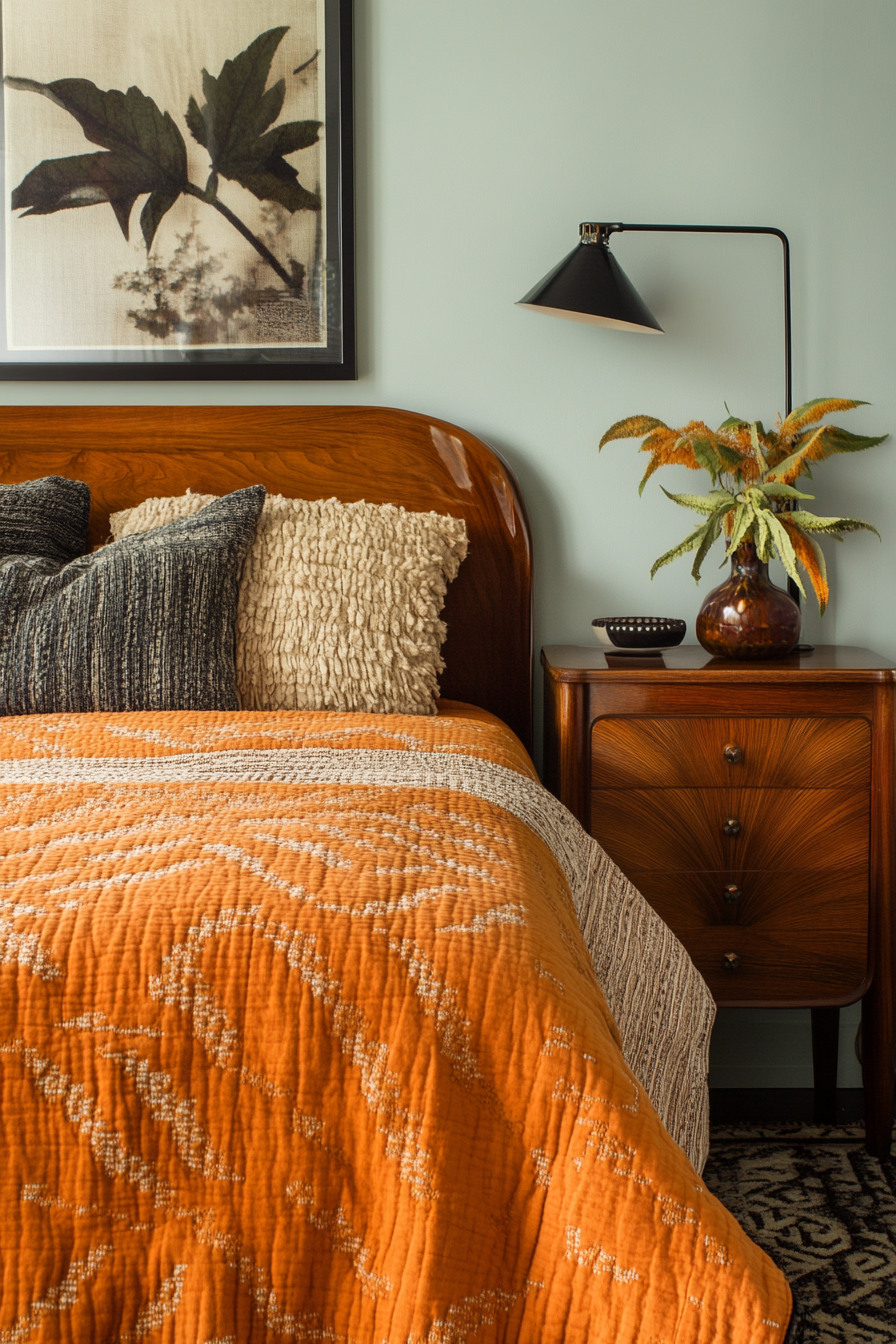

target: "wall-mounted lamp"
[517,221,792,417]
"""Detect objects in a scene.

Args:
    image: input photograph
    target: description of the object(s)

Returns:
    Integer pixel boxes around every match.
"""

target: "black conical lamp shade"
[518,230,663,334]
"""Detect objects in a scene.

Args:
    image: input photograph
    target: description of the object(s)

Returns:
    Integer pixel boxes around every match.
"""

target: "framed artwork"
[0,0,355,380]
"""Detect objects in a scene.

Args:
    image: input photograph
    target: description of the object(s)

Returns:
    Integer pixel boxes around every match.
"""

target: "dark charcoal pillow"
[0,476,91,563]
[0,485,265,715]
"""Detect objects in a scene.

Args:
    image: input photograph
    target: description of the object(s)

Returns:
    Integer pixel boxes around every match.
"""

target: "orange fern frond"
[738,454,762,483]
[800,426,838,462]
[766,427,828,484]
[779,398,866,441]
[650,443,707,470]
[639,426,679,454]
[717,423,768,479]
[762,431,792,470]
[638,427,705,472]
[598,415,667,449]
[637,454,664,495]
[673,421,755,479]
[725,424,751,453]
[779,516,830,613]
[676,420,729,448]
[721,430,761,482]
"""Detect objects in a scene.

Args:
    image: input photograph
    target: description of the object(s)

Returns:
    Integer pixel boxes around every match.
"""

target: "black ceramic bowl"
[592,616,687,654]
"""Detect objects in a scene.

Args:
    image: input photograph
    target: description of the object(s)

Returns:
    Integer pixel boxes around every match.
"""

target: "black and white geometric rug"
[704,1125,896,1343]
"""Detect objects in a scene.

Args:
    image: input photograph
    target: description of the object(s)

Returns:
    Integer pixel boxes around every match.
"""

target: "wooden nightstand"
[542,644,896,1158]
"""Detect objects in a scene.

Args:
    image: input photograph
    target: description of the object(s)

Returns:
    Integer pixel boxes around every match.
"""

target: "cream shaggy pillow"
[109,492,468,715]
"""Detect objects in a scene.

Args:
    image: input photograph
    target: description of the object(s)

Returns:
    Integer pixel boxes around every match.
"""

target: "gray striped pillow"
[0,485,265,715]
[0,475,90,563]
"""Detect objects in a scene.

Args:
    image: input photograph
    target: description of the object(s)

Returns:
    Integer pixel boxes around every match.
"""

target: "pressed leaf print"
[2,0,325,351]
[186,28,321,214]
[7,79,190,244]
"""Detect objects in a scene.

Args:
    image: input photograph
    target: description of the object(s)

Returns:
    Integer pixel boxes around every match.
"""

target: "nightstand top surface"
[542,644,896,682]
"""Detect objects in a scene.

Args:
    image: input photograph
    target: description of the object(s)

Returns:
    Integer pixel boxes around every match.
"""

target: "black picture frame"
[0,0,355,380]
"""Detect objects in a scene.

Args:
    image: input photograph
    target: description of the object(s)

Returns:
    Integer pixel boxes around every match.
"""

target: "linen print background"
[1,0,326,351]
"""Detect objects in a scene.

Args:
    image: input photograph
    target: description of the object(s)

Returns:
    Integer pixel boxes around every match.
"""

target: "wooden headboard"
[0,406,534,752]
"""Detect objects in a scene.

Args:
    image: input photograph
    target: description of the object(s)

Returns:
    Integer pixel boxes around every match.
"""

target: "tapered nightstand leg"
[811,1007,839,1123]
[862,988,895,1160]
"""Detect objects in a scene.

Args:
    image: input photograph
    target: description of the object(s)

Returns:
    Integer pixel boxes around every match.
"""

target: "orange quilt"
[0,704,793,1343]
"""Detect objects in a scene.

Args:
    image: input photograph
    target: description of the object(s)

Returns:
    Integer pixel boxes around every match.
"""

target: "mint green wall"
[3,0,893,1087]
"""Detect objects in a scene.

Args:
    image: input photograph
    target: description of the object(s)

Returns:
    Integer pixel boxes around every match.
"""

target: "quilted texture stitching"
[0,706,792,1343]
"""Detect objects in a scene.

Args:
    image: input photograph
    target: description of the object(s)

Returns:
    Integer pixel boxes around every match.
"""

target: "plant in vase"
[599,399,888,658]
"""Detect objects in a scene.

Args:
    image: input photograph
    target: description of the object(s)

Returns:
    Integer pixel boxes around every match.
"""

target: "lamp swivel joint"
[579,222,622,246]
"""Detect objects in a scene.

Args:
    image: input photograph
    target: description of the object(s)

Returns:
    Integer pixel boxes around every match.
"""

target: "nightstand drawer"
[591,715,871,790]
[666,920,869,1004]
[628,866,870,1002]
[591,786,870,872]
[627,866,869,940]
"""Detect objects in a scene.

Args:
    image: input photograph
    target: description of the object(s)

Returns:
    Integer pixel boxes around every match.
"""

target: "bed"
[0,406,799,1343]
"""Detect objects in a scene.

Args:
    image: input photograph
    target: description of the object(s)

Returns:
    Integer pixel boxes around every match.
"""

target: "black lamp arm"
[586,222,792,418]
[588,221,797,603]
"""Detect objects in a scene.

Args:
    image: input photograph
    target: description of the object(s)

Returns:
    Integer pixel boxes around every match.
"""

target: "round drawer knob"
[723,817,742,837]
[723,884,742,904]
[723,743,744,765]
[722,952,742,972]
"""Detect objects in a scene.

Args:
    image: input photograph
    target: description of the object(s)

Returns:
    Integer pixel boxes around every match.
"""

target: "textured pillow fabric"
[0,475,90,563]
[0,486,265,715]
[110,492,469,715]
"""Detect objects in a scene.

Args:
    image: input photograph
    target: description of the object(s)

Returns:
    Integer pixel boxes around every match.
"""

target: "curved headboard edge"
[0,405,534,752]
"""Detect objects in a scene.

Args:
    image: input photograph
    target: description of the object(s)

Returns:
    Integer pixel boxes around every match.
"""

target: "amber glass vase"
[696,538,801,659]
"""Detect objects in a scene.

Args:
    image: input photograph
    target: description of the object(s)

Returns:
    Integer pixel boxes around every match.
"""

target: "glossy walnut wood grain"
[627,867,869,1005]
[541,645,896,1158]
[628,865,869,935]
[591,716,871,790]
[0,405,533,750]
[591,786,870,873]
[664,922,868,1005]
[544,643,896,678]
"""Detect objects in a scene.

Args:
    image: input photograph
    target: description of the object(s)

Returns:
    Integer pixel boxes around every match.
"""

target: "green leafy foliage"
[652,482,880,601]
[718,413,749,430]
[186,28,321,212]
[756,481,813,501]
[690,437,721,480]
[6,78,187,244]
[749,422,768,475]
[658,487,737,515]
[726,502,752,556]
[688,506,729,582]
[762,510,805,596]
[600,397,888,611]
[650,520,713,579]
[786,511,881,540]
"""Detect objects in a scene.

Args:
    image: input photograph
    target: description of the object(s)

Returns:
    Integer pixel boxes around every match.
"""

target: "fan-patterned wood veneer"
[542,644,896,1160]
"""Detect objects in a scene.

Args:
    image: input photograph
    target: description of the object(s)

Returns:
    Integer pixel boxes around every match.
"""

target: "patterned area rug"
[704,1124,896,1343]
